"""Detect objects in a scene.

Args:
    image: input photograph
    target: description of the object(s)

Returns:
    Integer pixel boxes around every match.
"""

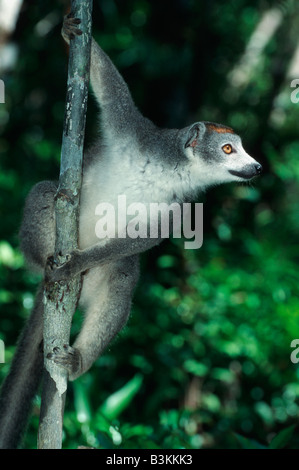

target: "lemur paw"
[62,14,82,44]
[47,344,82,376]
[45,252,75,283]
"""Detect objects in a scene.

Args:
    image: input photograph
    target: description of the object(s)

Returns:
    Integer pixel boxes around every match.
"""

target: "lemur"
[0,15,262,448]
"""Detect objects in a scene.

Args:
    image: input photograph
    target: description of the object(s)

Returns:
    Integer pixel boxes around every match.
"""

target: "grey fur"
[0,287,44,448]
[0,16,262,448]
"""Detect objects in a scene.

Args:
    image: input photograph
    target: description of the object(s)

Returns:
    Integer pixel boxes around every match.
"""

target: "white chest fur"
[78,145,183,249]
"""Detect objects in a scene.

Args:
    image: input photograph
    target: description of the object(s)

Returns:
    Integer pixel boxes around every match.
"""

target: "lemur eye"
[222,144,233,155]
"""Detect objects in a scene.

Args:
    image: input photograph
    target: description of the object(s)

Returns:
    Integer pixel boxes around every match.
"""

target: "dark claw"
[45,253,73,283]
[63,15,83,39]
[47,255,58,270]
[46,344,81,375]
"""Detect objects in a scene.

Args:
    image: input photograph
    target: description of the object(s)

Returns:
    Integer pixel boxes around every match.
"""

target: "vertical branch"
[37,0,93,449]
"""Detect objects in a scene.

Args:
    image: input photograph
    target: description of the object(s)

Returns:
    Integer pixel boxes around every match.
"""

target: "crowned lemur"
[0,15,262,448]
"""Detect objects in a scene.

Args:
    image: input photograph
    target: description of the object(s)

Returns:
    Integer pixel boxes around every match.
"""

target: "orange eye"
[222,144,232,154]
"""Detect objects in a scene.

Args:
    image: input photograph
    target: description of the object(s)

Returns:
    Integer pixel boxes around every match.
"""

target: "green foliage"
[99,374,143,420]
[234,424,296,449]
[268,425,296,449]
[1,0,299,449]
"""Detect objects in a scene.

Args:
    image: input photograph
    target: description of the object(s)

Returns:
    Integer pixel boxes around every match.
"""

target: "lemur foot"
[62,14,82,44]
[45,251,81,283]
[47,344,82,376]
[45,253,72,283]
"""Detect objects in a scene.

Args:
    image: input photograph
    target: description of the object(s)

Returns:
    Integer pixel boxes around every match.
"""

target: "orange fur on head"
[206,124,235,134]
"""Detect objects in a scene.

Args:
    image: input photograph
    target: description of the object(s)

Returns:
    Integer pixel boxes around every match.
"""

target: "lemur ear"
[184,122,206,149]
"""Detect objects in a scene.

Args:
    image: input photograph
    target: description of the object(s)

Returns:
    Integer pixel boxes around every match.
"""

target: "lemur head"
[181,121,262,189]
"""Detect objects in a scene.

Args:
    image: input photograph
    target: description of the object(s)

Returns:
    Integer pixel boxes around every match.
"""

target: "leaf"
[269,425,296,449]
[233,433,266,449]
[183,359,208,377]
[73,380,92,424]
[100,373,143,420]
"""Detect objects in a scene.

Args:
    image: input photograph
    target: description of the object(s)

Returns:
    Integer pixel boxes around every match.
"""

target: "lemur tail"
[0,286,44,448]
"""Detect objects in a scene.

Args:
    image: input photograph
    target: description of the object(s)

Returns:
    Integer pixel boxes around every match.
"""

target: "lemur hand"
[45,250,82,283]
[61,13,82,45]
[47,344,82,378]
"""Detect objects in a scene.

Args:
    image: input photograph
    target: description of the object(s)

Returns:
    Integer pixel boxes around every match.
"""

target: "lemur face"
[184,121,262,188]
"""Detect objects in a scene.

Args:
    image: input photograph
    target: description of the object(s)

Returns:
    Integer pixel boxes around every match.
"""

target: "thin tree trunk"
[37,0,93,449]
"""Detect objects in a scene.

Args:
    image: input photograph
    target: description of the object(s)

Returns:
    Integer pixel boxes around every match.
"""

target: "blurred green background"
[0,0,299,449]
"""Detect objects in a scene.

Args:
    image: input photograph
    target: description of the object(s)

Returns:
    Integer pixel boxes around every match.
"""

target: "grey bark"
[37,0,93,449]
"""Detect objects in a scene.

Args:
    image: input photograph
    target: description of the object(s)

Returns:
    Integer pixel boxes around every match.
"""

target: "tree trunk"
[37,0,93,449]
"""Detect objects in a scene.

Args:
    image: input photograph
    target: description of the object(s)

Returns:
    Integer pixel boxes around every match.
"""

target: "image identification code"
[106,454,193,466]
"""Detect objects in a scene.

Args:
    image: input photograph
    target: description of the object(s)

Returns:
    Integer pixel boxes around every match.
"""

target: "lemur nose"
[255,163,263,175]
